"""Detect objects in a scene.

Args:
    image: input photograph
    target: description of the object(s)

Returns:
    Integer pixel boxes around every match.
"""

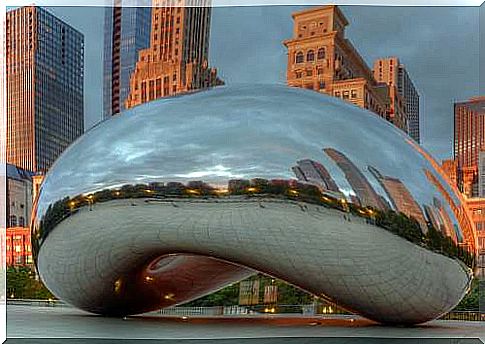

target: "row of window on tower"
[9,215,26,227]
[295,48,326,64]
[295,67,325,79]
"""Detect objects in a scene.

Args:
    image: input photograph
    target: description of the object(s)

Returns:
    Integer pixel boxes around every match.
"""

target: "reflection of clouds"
[37,84,470,248]
[175,165,243,179]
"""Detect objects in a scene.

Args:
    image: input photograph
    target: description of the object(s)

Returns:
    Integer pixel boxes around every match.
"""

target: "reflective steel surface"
[32,84,476,324]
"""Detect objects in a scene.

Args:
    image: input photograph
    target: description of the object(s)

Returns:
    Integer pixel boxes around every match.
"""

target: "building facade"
[283,6,419,139]
[124,0,223,109]
[480,151,485,197]
[283,6,387,120]
[103,3,152,118]
[374,57,420,143]
[6,164,33,229]
[6,227,33,267]
[466,198,485,277]
[454,97,485,196]
[441,159,458,188]
[6,6,84,173]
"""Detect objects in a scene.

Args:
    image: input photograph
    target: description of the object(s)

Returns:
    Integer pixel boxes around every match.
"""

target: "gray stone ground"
[6,305,485,342]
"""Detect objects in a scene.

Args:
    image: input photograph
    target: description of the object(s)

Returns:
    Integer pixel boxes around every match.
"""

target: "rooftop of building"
[290,5,349,27]
[6,164,34,182]
[455,96,485,109]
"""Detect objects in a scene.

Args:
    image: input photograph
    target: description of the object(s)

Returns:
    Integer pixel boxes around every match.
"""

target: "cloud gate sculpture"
[32,84,476,325]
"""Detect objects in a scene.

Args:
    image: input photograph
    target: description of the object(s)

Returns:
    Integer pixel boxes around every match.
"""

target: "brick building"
[6,227,33,267]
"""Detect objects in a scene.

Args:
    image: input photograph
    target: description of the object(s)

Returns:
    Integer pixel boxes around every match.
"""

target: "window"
[149,80,155,100]
[317,68,323,75]
[335,91,341,97]
[156,78,162,98]
[19,217,25,227]
[141,82,147,103]
[295,52,304,64]
[351,90,358,99]
[317,48,325,60]
[342,91,350,100]
[319,81,325,89]
[9,215,17,227]
[295,71,302,79]
[306,69,312,76]
[306,50,315,62]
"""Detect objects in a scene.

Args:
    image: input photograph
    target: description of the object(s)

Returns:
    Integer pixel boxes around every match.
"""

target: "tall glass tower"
[6,6,84,173]
[103,3,152,118]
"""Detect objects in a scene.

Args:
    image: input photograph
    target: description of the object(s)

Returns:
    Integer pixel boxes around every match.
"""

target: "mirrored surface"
[32,84,476,324]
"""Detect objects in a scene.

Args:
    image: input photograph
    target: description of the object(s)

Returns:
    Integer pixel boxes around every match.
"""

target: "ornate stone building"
[283,6,388,118]
[283,6,419,138]
[125,0,223,109]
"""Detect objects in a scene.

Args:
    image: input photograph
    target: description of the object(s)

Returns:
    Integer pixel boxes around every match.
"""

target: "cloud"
[48,5,480,161]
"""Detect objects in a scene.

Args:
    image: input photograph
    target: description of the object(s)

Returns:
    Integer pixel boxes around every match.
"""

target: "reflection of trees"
[34,178,475,269]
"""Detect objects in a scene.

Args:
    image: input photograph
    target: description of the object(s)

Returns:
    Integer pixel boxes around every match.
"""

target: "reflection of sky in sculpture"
[38,84,465,241]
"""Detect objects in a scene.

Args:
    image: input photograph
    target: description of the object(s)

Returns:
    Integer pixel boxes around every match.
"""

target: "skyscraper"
[6,6,84,173]
[103,3,152,118]
[374,57,420,143]
[454,97,485,196]
[324,148,388,210]
[124,0,223,109]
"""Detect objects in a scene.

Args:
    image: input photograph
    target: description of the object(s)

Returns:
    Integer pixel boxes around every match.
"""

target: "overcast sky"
[45,5,481,161]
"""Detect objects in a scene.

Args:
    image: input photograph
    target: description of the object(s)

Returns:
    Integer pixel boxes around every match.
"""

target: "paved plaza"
[6,305,485,343]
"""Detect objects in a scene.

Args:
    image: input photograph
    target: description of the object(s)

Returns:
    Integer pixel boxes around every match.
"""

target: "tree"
[6,267,55,300]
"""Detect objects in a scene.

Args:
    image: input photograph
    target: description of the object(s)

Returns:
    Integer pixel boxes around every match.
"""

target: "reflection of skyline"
[424,169,472,246]
[433,197,458,243]
[368,166,427,233]
[292,159,340,193]
[408,138,476,252]
[324,148,389,210]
